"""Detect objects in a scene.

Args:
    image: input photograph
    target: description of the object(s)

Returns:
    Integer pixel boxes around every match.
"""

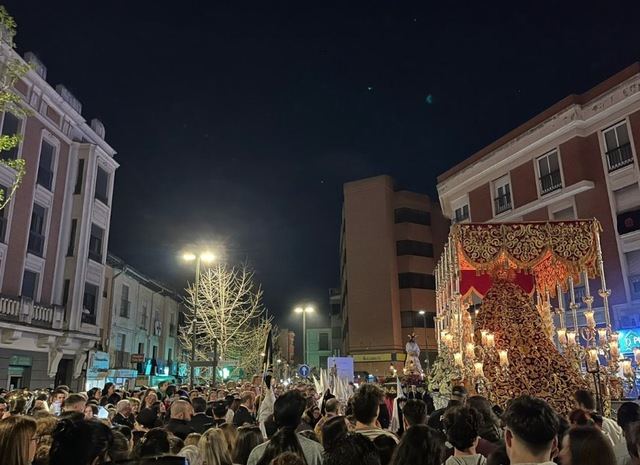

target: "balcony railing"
[27,231,45,256]
[606,143,634,172]
[454,210,469,223]
[494,194,512,214]
[539,170,562,195]
[0,295,63,329]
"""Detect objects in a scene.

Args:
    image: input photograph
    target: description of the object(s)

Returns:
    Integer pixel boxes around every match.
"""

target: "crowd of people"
[0,377,637,465]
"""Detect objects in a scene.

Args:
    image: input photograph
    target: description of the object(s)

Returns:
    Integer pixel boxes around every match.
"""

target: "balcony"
[27,231,45,257]
[606,143,634,172]
[539,170,562,195]
[494,194,512,215]
[0,295,64,329]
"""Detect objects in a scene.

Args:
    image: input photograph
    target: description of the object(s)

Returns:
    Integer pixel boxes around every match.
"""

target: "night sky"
[5,1,640,331]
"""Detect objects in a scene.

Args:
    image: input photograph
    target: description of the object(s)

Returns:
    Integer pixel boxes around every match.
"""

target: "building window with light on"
[603,121,633,172]
[537,150,562,195]
[493,175,512,215]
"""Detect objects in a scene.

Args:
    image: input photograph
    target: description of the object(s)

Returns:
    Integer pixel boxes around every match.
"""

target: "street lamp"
[418,310,430,372]
[294,305,314,365]
[183,251,216,388]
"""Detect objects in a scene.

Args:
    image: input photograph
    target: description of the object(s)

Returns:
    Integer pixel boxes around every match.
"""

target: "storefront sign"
[352,353,406,362]
[618,328,640,354]
[87,351,110,379]
[131,353,145,363]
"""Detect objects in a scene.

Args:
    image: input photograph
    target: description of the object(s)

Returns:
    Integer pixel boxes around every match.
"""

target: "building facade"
[95,254,183,389]
[0,41,118,390]
[305,327,332,371]
[437,63,640,331]
[339,175,449,376]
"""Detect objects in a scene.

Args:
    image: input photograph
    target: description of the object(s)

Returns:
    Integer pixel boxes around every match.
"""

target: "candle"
[557,329,567,345]
[499,349,509,367]
[609,340,619,359]
[634,348,640,365]
[454,352,464,367]
[611,332,620,342]
[567,331,577,345]
[623,360,634,377]
[474,362,484,378]
[444,333,454,349]
[597,328,608,344]
[480,330,488,345]
[465,343,475,360]
[588,348,599,364]
[486,333,495,348]
[584,310,596,329]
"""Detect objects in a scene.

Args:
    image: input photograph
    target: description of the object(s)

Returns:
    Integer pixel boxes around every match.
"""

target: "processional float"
[430,220,627,415]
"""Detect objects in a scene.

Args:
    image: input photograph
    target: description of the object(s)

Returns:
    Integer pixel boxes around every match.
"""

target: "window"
[603,122,633,172]
[493,176,512,215]
[614,184,640,214]
[36,140,55,190]
[396,240,434,257]
[73,159,84,194]
[319,355,329,369]
[167,348,173,362]
[553,206,576,221]
[82,283,98,325]
[398,272,435,290]
[401,311,436,328]
[627,251,640,300]
[538,151,562,195]
[88,224,104,262]
[0,185,7,242]
[27,204,46,256]
[21,270,38,300]
[62,279,70,308]
[120,284,130,318]
[66,219,77,256]
[95,166,110,204]
[152,345,158,359]
[138,343,145,356]
[394,208,430,225]
[0,112,21,160]
[319,333,329,351]
[116,333,126,351]
[103,277,109,298]
[454,204,469,223]
[140,303,148,329]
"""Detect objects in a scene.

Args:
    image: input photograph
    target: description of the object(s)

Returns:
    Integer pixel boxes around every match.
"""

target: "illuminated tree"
[179,263,271,380]
[0,6,27,209]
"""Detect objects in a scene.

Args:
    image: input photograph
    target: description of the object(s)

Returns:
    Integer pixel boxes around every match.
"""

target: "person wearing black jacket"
[165,399,195,440]
[112,399,135,430]
[189,397,214,434]
[233,391,256,426]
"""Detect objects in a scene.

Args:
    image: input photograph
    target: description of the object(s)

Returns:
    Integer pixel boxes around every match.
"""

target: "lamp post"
[418,310,430,372]
[182,251,216,389]
[294,306,314,365]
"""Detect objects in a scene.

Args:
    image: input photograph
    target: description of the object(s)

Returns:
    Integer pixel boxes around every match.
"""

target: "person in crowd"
[132,427,171,459]
[136,407,159,431]
[299,429,320,442]
[169,434,185,455]
[270,451,308,465]
[84,403,98,420]
[374,434,398,465]
[314,398,340,443]
[428,387,467,433]
[558,425,616,465]
[248,390,324,465]
[0,415,37,465]
[87,388,101,402]
[353,384,398,443]
[234,391,256,426]
[49,419,113,465]
[220,422,239,457]
[234,425,265,465]
[614,401,640,465]
[30,394,50,416]
[199,427,233,465]
[443,406,487,465]
[113,399,135,429]
[574,389,623,445]
[179,444,203,465]
[190,397,214,433]
[101,383,116,399]
[321,415,350,452]
[142,389,159,409]
[486,445,510,465]
[33,414,58,465]
[388,424,444,465]
[157,380,170,401]
[185,432,202,447]
[378,400,391,430]
[324,432,382,465]
[0,396,8,418]
[299,406,321,431]
[61,393,86,414]
[129,397,141,415]
[211,399,230,427]
[166,399,195,440]
[109,430,131,462]
[467,396,502,445]
[568,409,595,427]
[58,410,85,423]
[402,399,427,430]
[502,395,558,465]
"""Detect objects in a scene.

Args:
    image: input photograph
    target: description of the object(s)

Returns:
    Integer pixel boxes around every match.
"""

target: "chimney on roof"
[90,118,105,139]
[55,84,82,115]
[24,52,47,80]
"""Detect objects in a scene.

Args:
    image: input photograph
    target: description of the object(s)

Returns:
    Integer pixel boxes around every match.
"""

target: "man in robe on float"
[405,333,423,374]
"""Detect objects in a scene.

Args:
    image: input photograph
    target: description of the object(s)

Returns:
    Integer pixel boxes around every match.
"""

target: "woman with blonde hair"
[199,428,233,465]
[220,422,238,456]
[0,415,38,465]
